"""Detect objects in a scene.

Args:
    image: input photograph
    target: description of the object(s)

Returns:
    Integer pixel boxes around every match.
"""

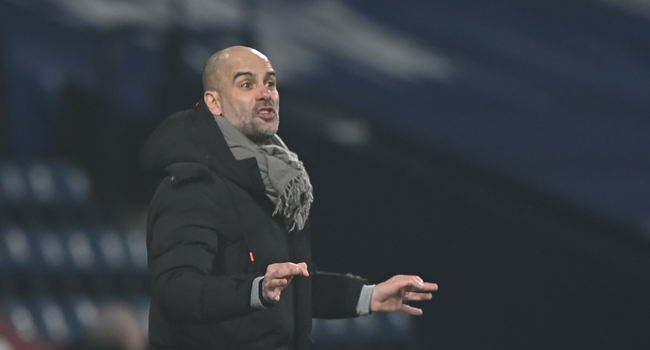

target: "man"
[139,46,438,350]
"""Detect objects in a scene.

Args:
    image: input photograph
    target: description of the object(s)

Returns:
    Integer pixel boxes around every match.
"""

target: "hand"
[262,262,309,304]
[371,275,438,316]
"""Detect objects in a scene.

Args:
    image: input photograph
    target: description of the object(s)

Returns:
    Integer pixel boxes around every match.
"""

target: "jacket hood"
[139,101,266,195]
[139,106,205,173]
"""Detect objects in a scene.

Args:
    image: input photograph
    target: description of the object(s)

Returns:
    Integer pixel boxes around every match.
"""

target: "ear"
[204,91,222,116]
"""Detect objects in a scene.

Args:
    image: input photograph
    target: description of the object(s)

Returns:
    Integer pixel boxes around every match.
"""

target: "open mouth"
[257,107,276,120]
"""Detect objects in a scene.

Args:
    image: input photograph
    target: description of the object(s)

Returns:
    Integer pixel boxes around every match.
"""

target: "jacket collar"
[189,100,268,197]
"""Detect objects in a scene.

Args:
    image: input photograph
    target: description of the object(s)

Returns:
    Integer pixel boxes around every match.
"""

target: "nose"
[257,85,272,101]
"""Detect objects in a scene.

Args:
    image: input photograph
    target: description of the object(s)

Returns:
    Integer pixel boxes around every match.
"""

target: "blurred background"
[1,0,650,349]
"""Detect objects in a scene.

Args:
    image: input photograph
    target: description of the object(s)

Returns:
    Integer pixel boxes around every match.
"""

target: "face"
[206,49,280,144]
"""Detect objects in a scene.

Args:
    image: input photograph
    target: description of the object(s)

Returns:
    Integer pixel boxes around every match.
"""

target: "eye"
[266,81,276,88]
[241,82,251,88]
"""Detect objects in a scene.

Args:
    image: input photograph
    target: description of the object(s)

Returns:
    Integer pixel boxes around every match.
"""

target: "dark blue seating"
[0,162,29,206]
[30,227,68,273]
[124,228,147,273]
[63,228,96,273]
[61,294,99,340]
[1,295,40,343]
[49,161,93,207]
[91,227,128,273]
[29,295,71,343]
[10,161,92,207]
[23,163,58,206]
[0,160,99,226]
[0,159,151,346]
[0,226,34,274]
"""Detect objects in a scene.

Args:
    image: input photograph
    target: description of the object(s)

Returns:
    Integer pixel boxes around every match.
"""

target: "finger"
[267,263,306,279]
[392,275,438,290]
[400,304,423,316]
[296,262,309,276]
[408,282,438,292]
[267,290,281,302]
[389,276,428,291]
[404,292,433,301]
[267,266,296,279]
[265,278,288,289]
[395,275,423,284]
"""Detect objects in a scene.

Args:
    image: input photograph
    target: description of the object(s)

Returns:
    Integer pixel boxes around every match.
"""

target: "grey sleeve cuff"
[250,276,267,309]
[356,284,376,316]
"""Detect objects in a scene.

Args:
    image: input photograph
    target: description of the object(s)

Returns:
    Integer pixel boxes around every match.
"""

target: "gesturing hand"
[371,275,438,316]
[262,262,309,304]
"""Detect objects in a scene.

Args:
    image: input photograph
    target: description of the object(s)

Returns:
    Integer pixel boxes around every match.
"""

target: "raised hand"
[371,275,438,315]
[262,262,309,304]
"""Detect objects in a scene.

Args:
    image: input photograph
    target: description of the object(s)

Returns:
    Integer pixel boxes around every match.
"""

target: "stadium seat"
[30,228,67,273]
[63,229,96,273]
[91,227,128,273]
[61,294,98,340]
[52,161,92,206]
[30,296,70,343]
[24,163,57,206]
[1,296,39,344]
[124,228,147,273]
[0,226,34,273]
[0,163,29,206]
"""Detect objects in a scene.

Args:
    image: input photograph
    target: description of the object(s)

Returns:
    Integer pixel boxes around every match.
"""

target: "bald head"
[202,46,280,144]
[202,46,270,92]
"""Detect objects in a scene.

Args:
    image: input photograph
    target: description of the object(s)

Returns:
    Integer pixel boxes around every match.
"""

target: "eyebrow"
[233,71,254,81]
[232,70,276,82]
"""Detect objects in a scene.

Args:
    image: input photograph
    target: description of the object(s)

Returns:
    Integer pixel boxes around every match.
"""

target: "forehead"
[221,51,274,79]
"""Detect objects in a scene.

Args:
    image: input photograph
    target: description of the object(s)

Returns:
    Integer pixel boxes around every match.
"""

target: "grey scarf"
[214,116,313,231]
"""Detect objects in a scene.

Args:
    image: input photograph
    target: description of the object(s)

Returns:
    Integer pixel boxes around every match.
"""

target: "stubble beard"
[238,114,279,144]
[224,107,278,145]
[221,98,279,144]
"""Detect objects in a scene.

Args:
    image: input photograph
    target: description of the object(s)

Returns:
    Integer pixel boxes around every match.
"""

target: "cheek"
[235,96,257,113]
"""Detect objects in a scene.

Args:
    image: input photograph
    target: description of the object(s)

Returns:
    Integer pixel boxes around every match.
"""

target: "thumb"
[296,262,309,276]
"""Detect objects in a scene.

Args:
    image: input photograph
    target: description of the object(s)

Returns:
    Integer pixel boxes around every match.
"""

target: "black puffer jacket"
[140,101,367,350]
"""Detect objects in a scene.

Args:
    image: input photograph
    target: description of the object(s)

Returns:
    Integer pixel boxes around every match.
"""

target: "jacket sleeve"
[148,171,256,324]
[311,271,368,319]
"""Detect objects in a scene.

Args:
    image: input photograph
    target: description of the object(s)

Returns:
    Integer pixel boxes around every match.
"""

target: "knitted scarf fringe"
[273,166,313,232]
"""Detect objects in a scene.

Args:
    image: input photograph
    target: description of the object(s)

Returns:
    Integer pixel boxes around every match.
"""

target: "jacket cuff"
[356,284,376,316]
[250,276,267,309]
